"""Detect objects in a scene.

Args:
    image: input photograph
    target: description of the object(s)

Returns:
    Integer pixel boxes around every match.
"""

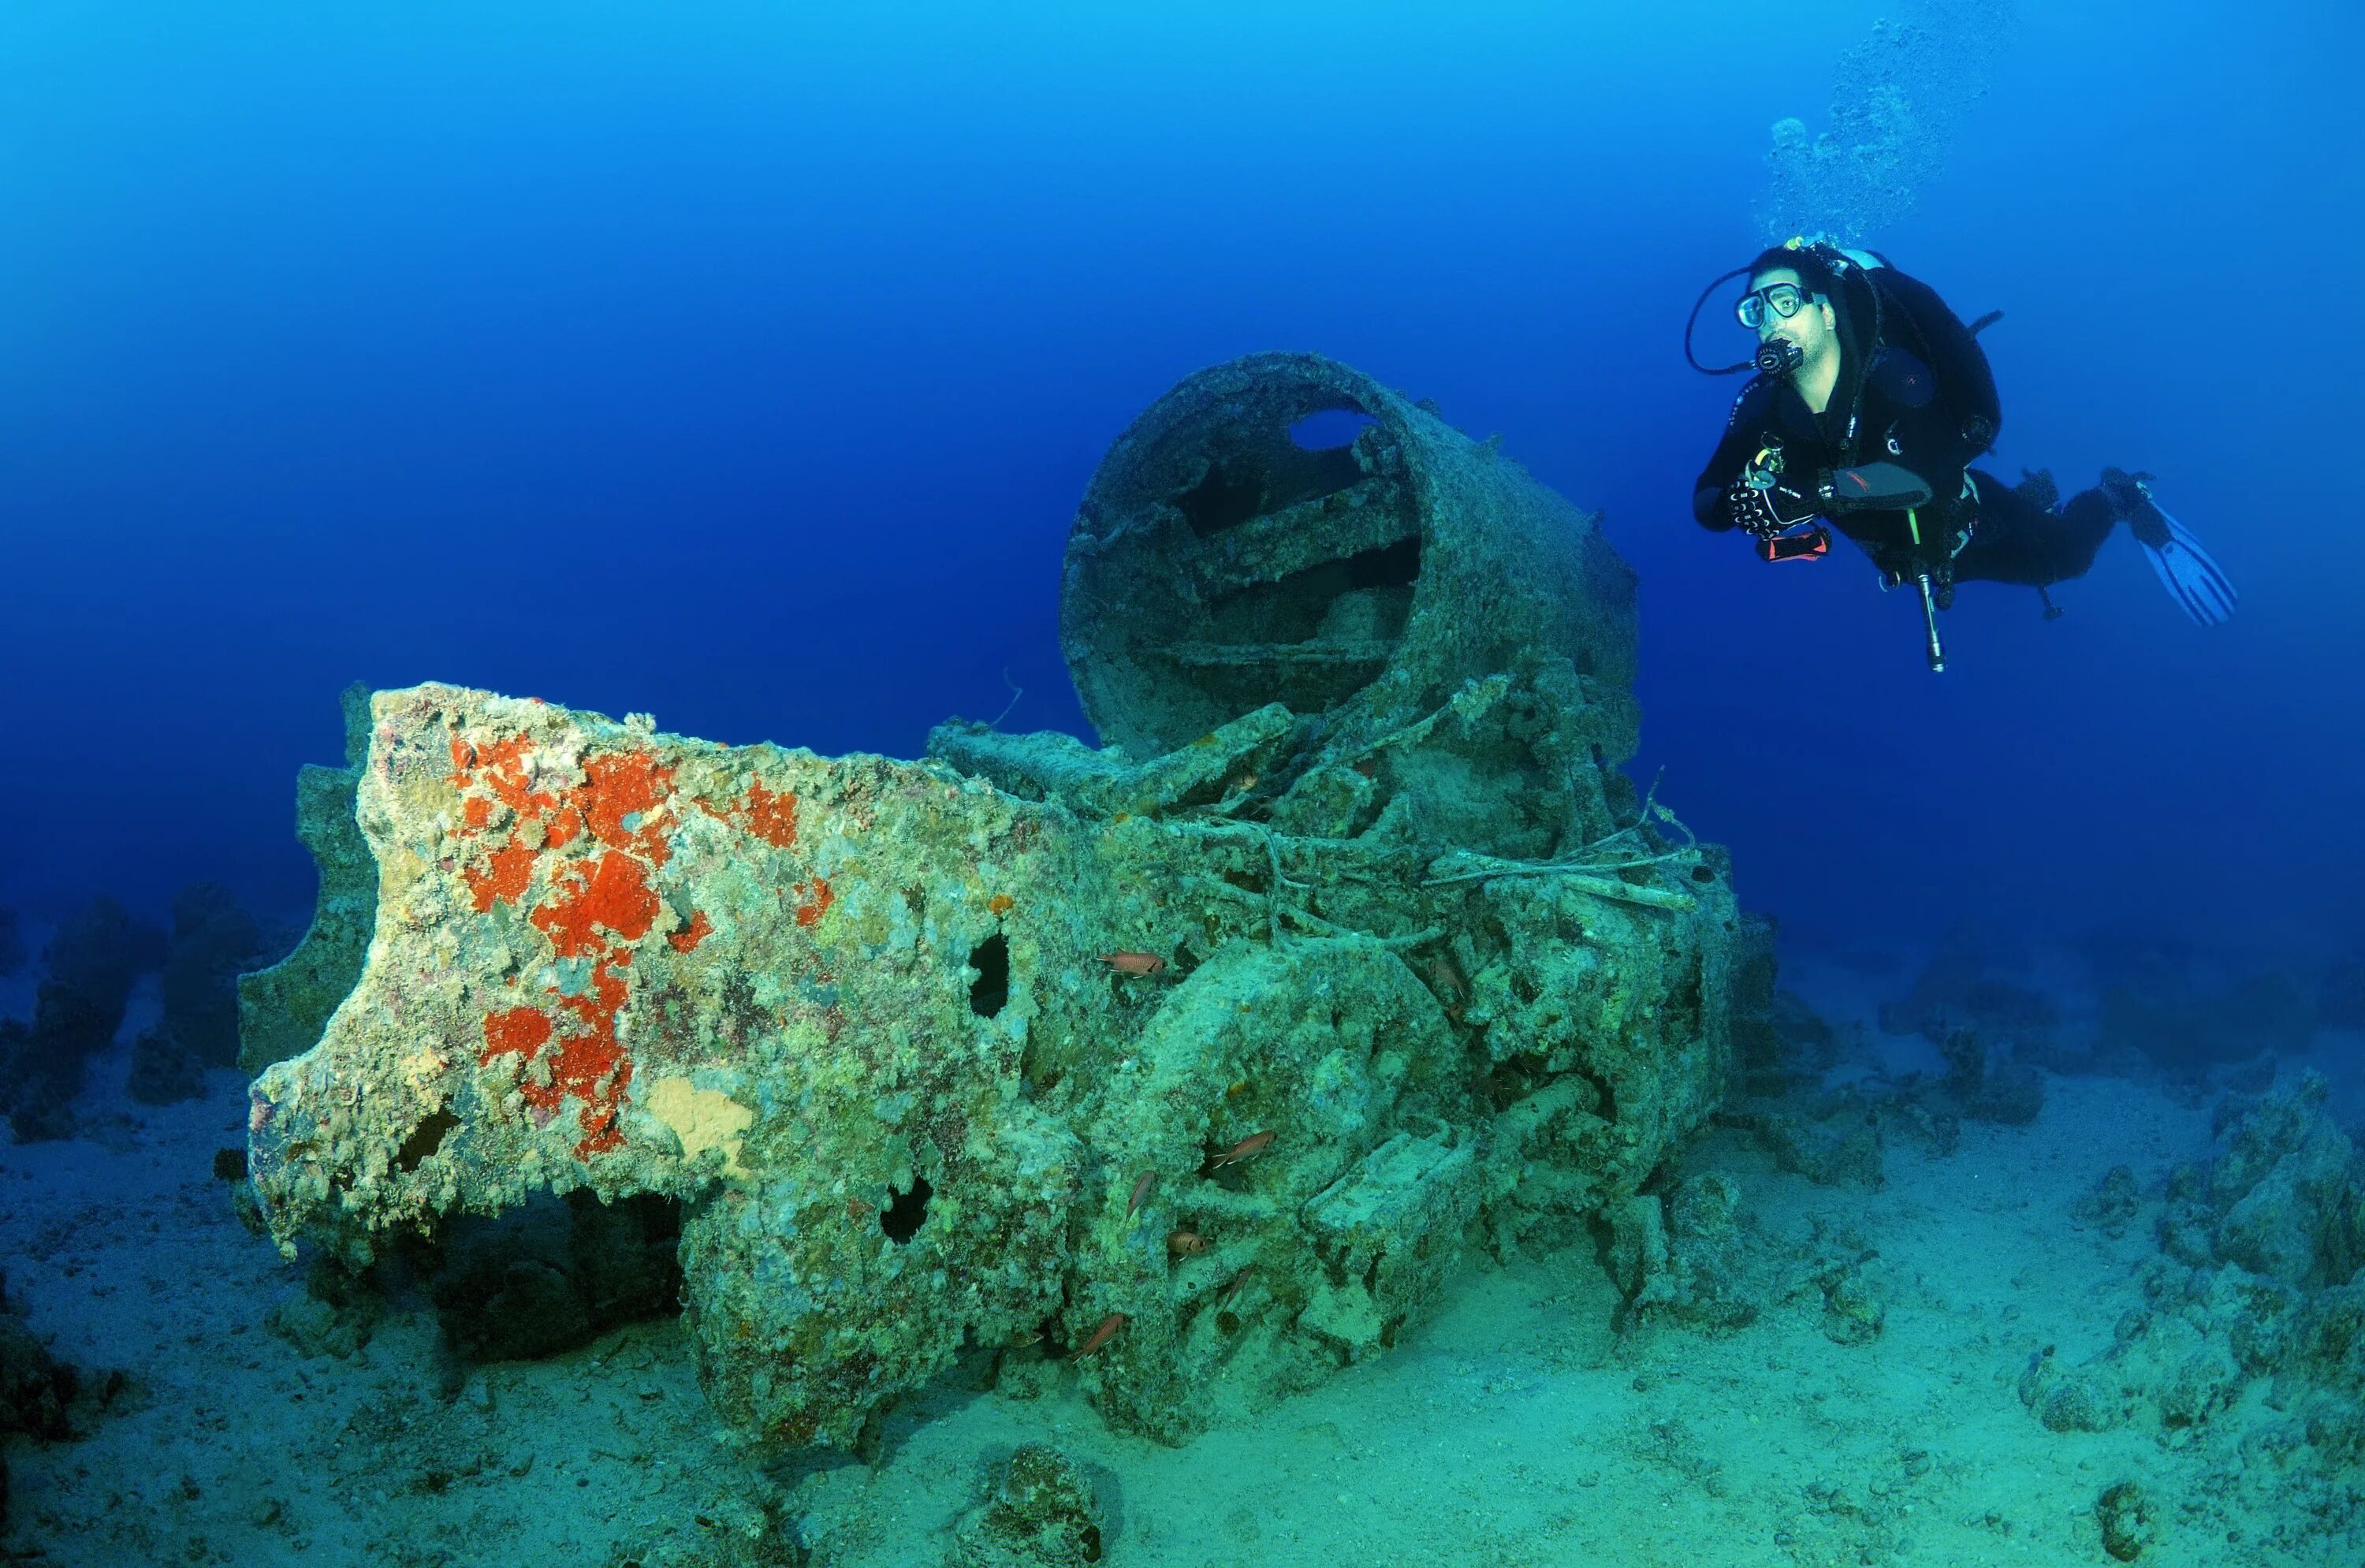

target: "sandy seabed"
[4,952,2359,1568]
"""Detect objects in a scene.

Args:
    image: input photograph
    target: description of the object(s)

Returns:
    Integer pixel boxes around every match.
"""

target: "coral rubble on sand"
[2001,1071,2365,1551]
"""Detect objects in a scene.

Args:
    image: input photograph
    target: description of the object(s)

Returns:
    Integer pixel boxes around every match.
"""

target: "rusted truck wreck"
[242,352,1761,1450]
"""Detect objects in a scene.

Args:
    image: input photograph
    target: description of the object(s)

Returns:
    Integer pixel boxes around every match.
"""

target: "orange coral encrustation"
[446,735,683,1156]
[442,732,822,1158]
[691,780,800,850]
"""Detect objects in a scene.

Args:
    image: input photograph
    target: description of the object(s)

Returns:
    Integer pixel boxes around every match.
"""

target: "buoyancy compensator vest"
[1684,237,2005,462]
[1796,239,2002,460]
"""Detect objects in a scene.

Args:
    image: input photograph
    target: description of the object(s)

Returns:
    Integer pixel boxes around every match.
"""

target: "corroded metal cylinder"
[1060,352,1639,764]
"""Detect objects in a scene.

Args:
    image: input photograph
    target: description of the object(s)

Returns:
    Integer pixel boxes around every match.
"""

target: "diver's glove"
[1725,450,1822,542]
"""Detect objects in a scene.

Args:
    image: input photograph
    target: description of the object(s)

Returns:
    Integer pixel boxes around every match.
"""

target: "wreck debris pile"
[238,683,381,1078]
[244,352,1760,1451]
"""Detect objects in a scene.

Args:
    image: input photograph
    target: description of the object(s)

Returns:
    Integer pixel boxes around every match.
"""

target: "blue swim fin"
[2137,497,2237,626]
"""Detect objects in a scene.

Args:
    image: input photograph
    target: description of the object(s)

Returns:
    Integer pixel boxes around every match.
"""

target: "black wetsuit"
[1692,351,2118,589]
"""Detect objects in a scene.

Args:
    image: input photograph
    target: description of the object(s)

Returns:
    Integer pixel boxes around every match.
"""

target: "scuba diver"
[1685,238,2236,670]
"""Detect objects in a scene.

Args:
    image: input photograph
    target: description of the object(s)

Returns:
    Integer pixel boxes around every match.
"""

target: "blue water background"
[4,0,2358,954]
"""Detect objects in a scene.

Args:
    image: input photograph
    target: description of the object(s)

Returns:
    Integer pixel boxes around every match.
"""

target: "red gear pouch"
[1757,529,1831,562]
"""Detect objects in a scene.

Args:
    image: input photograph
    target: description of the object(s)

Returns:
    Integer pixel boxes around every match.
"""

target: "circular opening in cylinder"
[1063,361,1428,757]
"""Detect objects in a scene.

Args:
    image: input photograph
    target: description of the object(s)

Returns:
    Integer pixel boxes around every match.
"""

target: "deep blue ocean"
[6,9,2365,1566]
[6,0,2359,952]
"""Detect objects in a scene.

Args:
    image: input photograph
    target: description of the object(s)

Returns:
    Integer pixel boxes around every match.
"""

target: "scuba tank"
[1850,249,2002,458]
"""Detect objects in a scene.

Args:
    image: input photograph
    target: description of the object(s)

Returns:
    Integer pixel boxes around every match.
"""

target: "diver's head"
[1740,256,1840,365]
[1681,238,1864,379]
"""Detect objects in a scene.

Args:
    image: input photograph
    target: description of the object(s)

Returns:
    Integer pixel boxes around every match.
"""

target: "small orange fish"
[1126,1170,1157,1219]
[1072,1311,1128,1360]
[1167,1230,1209,1257]
[1204,1130,1276,1171]
[1100,951,1167,976]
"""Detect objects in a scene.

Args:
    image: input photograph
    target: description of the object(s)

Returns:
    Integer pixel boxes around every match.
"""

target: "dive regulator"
[1755,338,1804,378]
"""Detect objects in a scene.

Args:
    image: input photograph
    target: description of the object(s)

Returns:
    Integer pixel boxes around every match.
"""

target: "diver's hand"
[1725,473,1820,542]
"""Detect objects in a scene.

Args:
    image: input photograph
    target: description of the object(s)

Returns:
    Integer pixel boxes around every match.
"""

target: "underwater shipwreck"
[238,351,1765,1454]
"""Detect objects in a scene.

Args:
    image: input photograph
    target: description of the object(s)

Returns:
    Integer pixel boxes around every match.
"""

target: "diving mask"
[1737,282,1821,330]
